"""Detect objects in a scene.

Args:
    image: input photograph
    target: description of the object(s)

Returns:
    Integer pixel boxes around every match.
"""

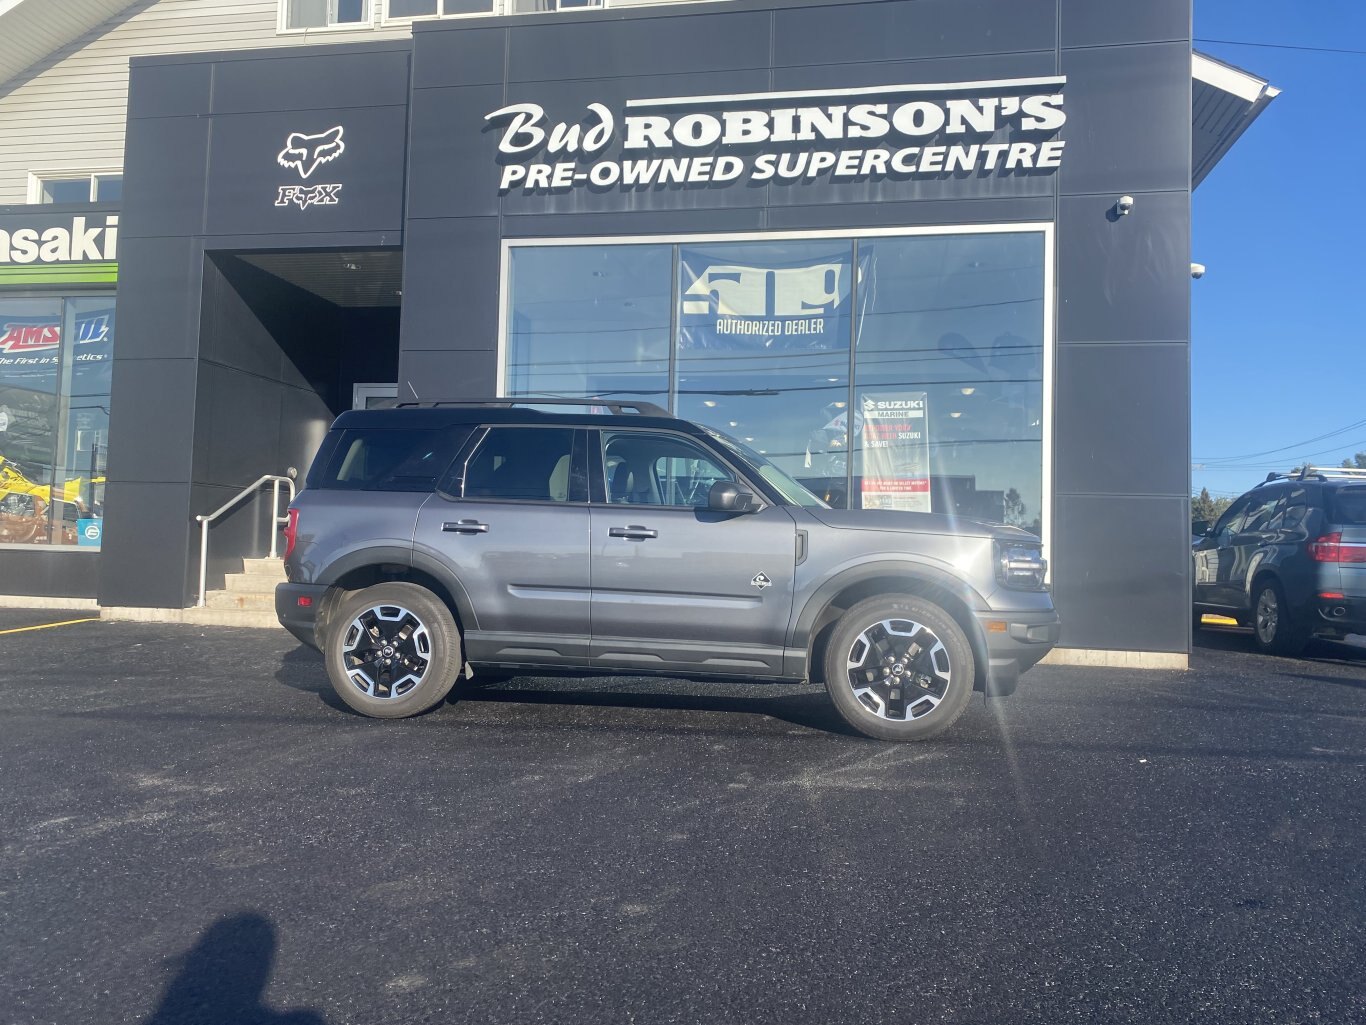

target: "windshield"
[702,427,829,509]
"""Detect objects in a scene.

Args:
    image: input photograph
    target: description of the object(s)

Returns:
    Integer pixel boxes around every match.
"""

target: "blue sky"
[1191,0,1366,499]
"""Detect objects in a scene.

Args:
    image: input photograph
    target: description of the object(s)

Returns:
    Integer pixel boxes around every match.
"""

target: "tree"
[1192,487,1230,528]
[1342,452,1366,469]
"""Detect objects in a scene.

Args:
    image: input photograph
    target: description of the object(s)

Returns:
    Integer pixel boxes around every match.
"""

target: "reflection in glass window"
[853,234,1044,530]
[505,246,671,404]
[675,240,853,506]
[502,230,1047,532]
[0,295,113,548]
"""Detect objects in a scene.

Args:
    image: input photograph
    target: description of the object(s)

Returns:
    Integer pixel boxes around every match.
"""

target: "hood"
[806,507,1037,542]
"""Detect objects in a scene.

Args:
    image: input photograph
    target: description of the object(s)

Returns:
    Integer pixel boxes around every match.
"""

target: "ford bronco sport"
[277,400,1059,741]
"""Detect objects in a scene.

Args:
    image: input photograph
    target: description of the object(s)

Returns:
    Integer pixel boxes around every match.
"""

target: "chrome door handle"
[443,520,489,534]
[609,525,658,540]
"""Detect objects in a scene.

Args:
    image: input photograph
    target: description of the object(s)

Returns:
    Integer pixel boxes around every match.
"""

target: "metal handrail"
[194,473,296,607]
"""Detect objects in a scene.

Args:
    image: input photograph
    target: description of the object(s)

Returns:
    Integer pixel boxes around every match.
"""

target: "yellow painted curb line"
[0,617,100,636]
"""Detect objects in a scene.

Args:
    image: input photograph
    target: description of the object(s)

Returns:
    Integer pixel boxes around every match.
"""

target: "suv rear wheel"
[324,582,461,718]
[823,595,975,741]
[1251,579,1309,657]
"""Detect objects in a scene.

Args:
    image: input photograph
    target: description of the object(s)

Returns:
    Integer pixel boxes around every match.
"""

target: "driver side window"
[602,431,735,508]
[1214,495,1252,547]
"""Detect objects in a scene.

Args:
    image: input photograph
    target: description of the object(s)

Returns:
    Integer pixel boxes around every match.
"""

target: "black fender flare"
[316,545,480,632]
[789,559,992,673]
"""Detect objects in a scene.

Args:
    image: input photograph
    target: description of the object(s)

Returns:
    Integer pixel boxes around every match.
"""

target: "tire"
[822,594,976,742]
[323,582,461,718]
[1251,579,1309,657]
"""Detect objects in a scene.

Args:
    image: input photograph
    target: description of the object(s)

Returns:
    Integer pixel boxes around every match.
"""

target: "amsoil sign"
[0,214,118,264]
[486,77,1067,194]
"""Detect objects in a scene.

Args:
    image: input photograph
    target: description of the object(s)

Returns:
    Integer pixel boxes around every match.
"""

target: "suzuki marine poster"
[678,247,854,351]
[860,393,931,512]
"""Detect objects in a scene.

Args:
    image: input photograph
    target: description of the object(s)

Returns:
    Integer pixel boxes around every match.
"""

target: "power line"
[1194,418,1366,464]
[1195,37,1366,57]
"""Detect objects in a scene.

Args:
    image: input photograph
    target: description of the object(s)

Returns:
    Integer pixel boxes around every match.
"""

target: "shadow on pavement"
[1194,624,1366,667]
[273,644,857,735]
[457,678,860,736]
[143,912,325,1025]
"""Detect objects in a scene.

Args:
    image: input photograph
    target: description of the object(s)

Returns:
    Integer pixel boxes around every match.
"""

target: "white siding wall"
[0,0,731,205]
[0,0,410,204]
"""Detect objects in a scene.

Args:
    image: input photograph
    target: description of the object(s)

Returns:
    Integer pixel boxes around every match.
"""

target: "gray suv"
[1193,467,1366,655]
[276,401,1059,741]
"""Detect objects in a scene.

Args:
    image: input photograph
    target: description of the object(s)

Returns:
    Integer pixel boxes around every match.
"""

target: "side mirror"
[1191,519,1209,537]
[708,480,755,513]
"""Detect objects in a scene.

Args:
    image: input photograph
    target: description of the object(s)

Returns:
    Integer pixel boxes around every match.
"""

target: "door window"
[1240,488,1284,536]
[462,427,585,503]
[1213,495,1253,547]
[602,431,735,508]
[1267,486,1309,533]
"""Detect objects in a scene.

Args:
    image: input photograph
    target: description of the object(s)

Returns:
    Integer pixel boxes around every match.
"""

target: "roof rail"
[1302,465,1366,479]
[1261,466,1366,486]
[394,398,671,417]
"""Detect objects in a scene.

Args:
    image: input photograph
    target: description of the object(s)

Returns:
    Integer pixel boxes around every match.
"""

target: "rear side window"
[311,428,469,492]
[462,427,585,503]
[1328,486,1366,525]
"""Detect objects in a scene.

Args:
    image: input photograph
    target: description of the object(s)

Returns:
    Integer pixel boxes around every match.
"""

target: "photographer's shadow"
[143,912,326,1025]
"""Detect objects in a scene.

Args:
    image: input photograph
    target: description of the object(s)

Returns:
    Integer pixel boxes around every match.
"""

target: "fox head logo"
[277,126,345,180]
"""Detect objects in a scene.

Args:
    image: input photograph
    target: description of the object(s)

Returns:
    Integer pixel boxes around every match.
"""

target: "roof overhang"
[1192,51,1280,189]
[0,0,139,93]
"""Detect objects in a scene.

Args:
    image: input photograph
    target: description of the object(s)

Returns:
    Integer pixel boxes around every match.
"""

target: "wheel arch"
[317,548,478,642]
[795,563,989,690]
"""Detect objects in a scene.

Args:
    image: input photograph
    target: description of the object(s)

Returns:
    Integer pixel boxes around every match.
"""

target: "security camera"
[1190,263,1206,279]
[1114,195,1135,216]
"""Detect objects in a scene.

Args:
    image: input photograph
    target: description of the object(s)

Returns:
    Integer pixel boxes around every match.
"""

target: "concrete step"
[206,590,276,612]
[240,557,287,578]
[224,572,283,594]
[103,605,282,629]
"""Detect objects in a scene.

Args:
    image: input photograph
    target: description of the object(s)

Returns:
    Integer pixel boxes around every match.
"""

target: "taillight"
[1308,532,1366,563]
[283,507,299,561]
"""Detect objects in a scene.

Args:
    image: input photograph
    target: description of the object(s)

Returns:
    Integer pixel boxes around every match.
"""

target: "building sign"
[487,77,1067,195]
[860,393,931,513]
[679,247,854,351]
[275,126,346,209]
[0,214,118,265]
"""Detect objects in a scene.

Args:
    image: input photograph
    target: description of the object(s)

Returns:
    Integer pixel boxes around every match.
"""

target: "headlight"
[995,541,1048,590]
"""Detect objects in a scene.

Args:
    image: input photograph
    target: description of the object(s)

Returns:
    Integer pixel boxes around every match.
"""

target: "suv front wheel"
[823,595,975,741]
[323,582,462,718]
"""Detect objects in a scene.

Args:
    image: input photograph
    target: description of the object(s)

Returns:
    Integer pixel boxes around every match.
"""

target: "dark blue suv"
[1193,467,1366,654]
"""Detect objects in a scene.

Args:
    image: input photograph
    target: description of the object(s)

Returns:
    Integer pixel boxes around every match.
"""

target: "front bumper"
[974,608,1062,697]
[276,582,330,651]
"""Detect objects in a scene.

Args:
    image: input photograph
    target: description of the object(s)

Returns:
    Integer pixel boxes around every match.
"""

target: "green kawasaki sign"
[0,212,119,286]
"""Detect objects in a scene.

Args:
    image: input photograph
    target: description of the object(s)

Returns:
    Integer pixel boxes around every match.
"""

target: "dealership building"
[0,0,1276,666]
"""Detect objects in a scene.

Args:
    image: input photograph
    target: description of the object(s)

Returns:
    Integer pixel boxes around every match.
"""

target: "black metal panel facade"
[106,0,1196,657]
[105,42,412,608]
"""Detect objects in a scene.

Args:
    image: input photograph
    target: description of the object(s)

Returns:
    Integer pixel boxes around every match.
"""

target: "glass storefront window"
[853,234,1044,529]
[0,295,114,548]
[505,245,672,403]
[503,229,1046,533]
[676,240,852,504]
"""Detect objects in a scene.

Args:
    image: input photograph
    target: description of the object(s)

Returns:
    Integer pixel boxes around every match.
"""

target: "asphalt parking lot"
[2,612,1364,1025]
